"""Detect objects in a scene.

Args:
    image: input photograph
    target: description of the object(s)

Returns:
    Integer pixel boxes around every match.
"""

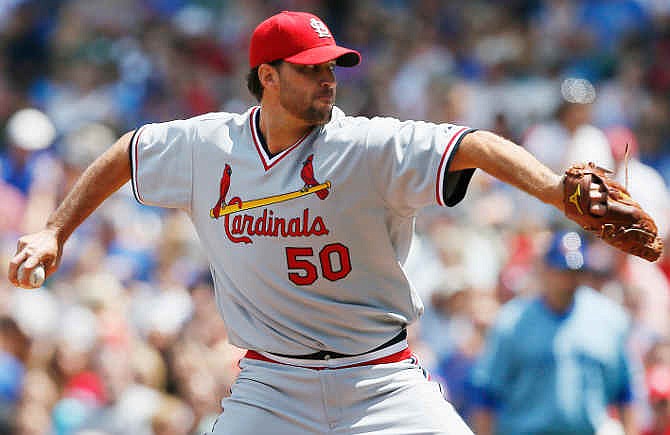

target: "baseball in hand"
[17,263,45,289]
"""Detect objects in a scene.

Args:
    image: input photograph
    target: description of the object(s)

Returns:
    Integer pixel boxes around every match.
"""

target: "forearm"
[619,404,638,435]
[452,130,564,210]
[471,409,495,435]
[46,131,134,245]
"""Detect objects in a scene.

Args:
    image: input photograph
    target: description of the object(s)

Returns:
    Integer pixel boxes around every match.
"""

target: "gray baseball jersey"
[130,106,475,356]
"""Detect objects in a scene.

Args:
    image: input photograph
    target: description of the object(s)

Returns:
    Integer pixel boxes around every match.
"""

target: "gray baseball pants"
[205,353,474,435]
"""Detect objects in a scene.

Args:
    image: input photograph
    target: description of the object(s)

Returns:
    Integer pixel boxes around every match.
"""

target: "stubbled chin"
[318,108,333,124]
[306,105,332,125]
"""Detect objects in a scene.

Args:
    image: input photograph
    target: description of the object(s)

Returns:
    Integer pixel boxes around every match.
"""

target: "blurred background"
[0,0,669,434]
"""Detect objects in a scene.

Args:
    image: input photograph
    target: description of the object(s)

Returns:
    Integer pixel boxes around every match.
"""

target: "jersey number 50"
[285,243,352,285]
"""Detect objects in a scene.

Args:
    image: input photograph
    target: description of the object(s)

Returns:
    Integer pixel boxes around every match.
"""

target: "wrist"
[550,173,565,210]
[44,222,65,245]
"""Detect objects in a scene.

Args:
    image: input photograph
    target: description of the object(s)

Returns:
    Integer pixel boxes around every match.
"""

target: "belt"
[268,328,407,360]
[244,329,412,370]
[245,346,413,371]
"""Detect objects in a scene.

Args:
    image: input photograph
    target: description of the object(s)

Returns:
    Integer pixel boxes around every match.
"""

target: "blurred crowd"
[1,0,670,434]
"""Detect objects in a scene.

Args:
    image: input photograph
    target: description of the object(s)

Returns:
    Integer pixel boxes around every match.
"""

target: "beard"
[279,78,334,125]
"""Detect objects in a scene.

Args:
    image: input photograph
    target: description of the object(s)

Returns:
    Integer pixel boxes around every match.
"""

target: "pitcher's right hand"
[9,228,61,288]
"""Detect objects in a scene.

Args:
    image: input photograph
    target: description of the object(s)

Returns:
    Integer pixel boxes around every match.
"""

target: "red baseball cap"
[249,11,361,68]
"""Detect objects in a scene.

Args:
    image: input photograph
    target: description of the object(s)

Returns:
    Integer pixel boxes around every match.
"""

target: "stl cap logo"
[310,18,331,38]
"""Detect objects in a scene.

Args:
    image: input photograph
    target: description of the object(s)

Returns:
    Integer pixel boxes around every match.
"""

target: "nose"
[320,68,335,87]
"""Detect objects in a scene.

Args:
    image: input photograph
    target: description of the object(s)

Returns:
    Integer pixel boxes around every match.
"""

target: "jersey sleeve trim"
[129,125,148,205]
[436,127,476,207]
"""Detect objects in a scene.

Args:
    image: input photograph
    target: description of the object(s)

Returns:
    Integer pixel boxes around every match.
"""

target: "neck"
[544,287,577,314]
[562,118,581,135]
[259,103,315,154]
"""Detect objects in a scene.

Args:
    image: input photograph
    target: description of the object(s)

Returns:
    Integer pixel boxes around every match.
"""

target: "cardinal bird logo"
[210,156,331,219]
[301,154,329,200]
[211,164,232,218]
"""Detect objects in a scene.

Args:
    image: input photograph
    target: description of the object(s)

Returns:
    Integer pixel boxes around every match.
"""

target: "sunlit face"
[276,61,337,124]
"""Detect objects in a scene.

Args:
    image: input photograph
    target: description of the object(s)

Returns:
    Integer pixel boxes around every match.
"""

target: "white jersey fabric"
[130,106,475,355]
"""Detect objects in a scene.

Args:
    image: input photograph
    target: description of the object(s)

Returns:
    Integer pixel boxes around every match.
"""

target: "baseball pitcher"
[8,11,662,435]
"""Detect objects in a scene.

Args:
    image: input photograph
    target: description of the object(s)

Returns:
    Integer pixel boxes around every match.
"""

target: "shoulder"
[147,109,252,130]
[493,296,538,333]
[324,107,413,139]
[572,124,609,146]
[141,109,253,140]
[324,107,467,149]
[630,160,667,187]
[577,287,630,329]
[330,112,463,156]
[523,121,566,143]
[178,109,252,131]
[577,287,623,311]
[325,107,388,132]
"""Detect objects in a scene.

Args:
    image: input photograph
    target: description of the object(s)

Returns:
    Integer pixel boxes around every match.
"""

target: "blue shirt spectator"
[471,287,634,434]
[470,231,637,435]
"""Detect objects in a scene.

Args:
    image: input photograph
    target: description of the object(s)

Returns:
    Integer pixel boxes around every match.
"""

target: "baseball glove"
[563,162,664,262]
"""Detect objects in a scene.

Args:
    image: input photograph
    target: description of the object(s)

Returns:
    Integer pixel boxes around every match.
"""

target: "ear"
[258,63,280,92]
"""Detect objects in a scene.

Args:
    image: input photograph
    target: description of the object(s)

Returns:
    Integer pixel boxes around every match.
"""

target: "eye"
[297,65,316,74]
[309,64,335,73]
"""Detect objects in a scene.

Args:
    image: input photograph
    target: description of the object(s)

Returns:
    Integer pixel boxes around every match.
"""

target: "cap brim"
[284,45,360,67]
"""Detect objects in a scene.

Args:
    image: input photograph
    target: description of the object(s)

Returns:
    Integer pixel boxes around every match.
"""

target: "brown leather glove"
[563,162,664,262]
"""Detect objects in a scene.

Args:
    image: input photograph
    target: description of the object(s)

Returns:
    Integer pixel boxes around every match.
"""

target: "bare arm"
[471,409,495,435]
[8,131,134,287]
[451,130,564,210]
[619,403,638,435]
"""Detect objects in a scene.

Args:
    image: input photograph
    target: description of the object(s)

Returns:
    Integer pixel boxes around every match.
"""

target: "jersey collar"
[250,106,314,171]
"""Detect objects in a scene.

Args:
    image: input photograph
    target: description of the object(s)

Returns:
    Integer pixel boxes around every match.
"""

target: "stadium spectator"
[0,108,60,233]
[523,95,614,174]
[643,365,670,435]
[470,231,639,435]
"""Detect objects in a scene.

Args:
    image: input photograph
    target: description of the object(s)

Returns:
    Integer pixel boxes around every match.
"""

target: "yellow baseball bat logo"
[210,181,331,218]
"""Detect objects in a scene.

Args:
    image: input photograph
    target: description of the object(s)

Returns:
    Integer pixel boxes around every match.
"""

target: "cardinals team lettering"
[211,154,332,244]
[224,209,329,244]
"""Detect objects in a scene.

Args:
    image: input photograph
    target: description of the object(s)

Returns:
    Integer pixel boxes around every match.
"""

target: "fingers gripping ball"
[17,263,45,289]
[563,162,664,262]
